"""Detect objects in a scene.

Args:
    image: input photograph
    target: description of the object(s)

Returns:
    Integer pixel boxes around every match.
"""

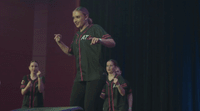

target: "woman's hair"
[116,66,121,70]
[74,6,93,24]
[30,60,39,66]
[107,59,118,67]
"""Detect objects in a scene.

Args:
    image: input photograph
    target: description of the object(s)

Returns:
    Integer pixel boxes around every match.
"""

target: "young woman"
[20,61,45,108]
[54,7,115,111]
[100,60,129,111]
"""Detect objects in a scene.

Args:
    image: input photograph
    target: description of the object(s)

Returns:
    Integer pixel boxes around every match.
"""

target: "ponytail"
[88,18,93,24]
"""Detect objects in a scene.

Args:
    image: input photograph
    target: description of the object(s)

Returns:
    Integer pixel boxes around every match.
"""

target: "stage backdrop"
[44,0,79,107]
[81,0,200,111]
[0,0,34,110]
[0,0,79,110]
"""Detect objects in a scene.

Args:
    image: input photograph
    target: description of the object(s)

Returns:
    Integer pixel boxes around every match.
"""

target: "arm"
[116,84,126,96]
[127,93,133,111]
[100,85,106,99]
[114,78,126,96]
[38,77,45,93]
[21,81,32,95]
[21,86,30,95]
[100,93,105,99]
[56,41,72,56]
[54,34,72,56]
[90,25,116,48]
[90,38,116,48]
[99,38,116,48]
[37,71,45,93]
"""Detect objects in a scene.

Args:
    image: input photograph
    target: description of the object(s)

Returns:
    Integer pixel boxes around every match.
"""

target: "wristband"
[99,38,102,43]
[39,76,43,79]
[129,107,132,109]
[116,84,120,88]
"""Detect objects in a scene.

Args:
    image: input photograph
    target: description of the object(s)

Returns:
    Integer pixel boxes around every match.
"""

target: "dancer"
[54,6,115,111]
[100,60,129,111]
[20,61,45,108]
[115,66,132,111]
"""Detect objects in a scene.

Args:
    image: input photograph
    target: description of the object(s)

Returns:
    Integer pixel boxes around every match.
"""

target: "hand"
[90,37,100,45]
[26,81,32,89]
[100,93,105,99]
[113,78,120,86]
[37,70,42,77]
[128,109,132,111]
[54,34,62,43]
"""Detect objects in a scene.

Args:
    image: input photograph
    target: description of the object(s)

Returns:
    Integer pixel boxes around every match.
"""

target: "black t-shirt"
[101,75,129,111]
[69,24,112,81]
[20,75,45,108]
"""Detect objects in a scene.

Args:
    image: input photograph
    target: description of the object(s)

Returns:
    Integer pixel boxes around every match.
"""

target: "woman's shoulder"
[91,24,103,29]
[116,75,126,81]
[22,74,29,80]
[92,24,100,27]
[116,74,123,79]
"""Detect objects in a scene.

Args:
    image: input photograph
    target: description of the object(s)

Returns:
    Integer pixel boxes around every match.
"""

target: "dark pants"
[70,79,106,111]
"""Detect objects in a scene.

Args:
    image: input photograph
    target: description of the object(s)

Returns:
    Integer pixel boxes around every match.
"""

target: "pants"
[70,79,106,111]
